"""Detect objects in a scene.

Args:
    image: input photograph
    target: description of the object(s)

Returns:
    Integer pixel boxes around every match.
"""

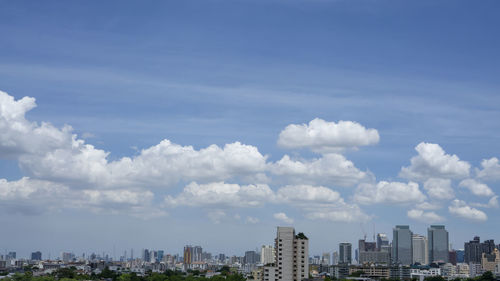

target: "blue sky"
[1,0,500,259]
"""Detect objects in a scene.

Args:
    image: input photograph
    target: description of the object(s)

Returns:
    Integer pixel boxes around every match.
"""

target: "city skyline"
[1,0,500,261]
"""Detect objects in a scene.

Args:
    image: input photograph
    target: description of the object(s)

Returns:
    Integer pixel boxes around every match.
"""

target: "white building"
[261,245,276,265]
[412,234,428,265]
[469,263,483,278]
[265,227,309,281]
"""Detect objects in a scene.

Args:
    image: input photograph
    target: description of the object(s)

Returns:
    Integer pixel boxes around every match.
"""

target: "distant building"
[449,250,457,265]
[456,249,465,263]
[321,252,331,265]
[358,239,390,265]
[245,250,259,265]
[339,243,352,265]
[261,245,276,265]
[393,225,413,265]
[481,248,500,272]
[465,237,496,264]
[412,234,428,265]
[377,233,390,251]
[31,251,42,261]
[428,225,449,263]
[142,249,150,262]
[332,251,339,265]
[6,252,16,260]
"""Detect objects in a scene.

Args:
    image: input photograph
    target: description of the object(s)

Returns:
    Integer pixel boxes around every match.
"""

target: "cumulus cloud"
[476,157,500,181]
[270,154,370,187]
[407,209,445,223]
[164,182,274,208]
[415,201,442,210]
[400,142,470,181]
[354,181,426,205]
[0,177,163,218]
[471,196,499,209]
[459,179,494,197]
[274,212,294,224]
[423,178,455,200]
[448,199,487,222]
[277,118,379,153]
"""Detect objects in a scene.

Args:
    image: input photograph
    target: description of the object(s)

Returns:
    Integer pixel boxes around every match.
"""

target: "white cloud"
[354,181,426,205]
[277,118,379,153]
[246,216,260,224]
[407,209,445,223]
[423,178,455,200]
[164,182,274,208]
[459,179,494,197]
[207,210,226,224]
[270,154,370,187]
[415,201,442,210]
[0,177,163,218]
[448,199,487,222]
[1,91,269,189]
[400,142,470,181]
[274,212,294,224]
[276,185,341,203]
[471,196,499,209]
[276,185,370,222]
[476,157,500,181]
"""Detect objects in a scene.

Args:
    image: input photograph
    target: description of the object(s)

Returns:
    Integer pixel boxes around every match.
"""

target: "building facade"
[393,225,413,265]
[428,225,449,263]
[412,234,428,265]
[339,243,352,265]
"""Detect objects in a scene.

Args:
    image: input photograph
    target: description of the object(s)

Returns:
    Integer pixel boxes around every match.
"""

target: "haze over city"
[1,0,500,263]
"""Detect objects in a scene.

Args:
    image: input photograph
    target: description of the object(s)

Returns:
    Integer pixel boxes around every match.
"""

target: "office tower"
[428,225,449,263]
[31,251,42,261]
[142,249,150,262]
[245,251,259,265]
[392,225,413,265]
[456,249,465,263]
[261,245,276,265]
[339,243,352,264]
[449,250,457,265]
[321,253,331,265]
[412,234,428,265]
[6,252,16,260]
[465,237,496,264]
[274,226,309,281]
[358,239,390,264]
[157,250,164,262]
[218,253,226,263]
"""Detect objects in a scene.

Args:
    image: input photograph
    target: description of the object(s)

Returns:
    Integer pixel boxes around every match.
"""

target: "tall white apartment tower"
[412,234,429,265]
[269,227,309,281]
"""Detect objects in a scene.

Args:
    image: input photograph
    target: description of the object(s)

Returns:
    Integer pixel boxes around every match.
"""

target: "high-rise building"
[359,239,390,264]
[61,252,74,262]
[465,237,496,264]
[377,234,390,251]
[142,249,150,262]
[412,234,428,265]
[245,251,259,265]
[332,251,339,265]
[31,251,42,261]
[339,243,352,264]
[392,225,413,265]
[193,246,203,262]
[321,253,331,265]
[261,245,276,265]
[428,225,449,263]
[6,252,16,260]
[183,246,192,264]
[272,226,309,281]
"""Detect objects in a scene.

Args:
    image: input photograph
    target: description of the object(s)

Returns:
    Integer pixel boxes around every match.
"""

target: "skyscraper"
[428,225,449,263]
[31,251,42,261]
[412,234,428,265]
[464,237,496,264]
[377,233,390,251]
[392,225,413,265]
[261,245,276,265]
[339,243,352,264]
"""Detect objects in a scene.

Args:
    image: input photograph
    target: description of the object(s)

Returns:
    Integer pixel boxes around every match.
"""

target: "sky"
[1,0,500,259]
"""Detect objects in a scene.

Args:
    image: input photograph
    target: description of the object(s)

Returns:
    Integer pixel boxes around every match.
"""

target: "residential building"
[465,237,496,264]
[358,239,390,264]
[481,248,500,272]
[273,226,309,281]
[428,225,449,263]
